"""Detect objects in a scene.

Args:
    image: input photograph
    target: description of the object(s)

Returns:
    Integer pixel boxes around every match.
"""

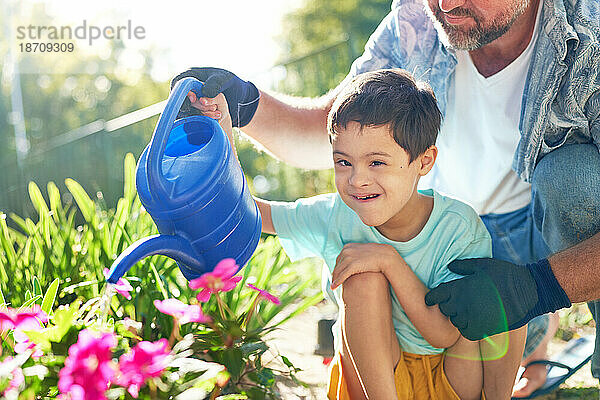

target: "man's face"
[424,0,529,50]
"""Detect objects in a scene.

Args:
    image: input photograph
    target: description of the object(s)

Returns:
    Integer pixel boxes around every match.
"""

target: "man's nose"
[439,0,466,12]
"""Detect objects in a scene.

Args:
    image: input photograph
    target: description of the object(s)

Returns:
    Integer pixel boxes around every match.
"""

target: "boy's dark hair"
[328,69,441,162]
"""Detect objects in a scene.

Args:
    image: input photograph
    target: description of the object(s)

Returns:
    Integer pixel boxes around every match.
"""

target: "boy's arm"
[255,198,275,235]
[331,243,461,349]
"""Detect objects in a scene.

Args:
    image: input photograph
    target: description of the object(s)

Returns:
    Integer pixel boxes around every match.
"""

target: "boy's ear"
[418,146,437,176]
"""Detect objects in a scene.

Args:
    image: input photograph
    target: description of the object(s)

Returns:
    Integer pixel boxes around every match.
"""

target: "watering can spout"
[106,235,205,284]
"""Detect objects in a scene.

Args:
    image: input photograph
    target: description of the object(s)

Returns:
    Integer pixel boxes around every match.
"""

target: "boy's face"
[332,122,431,230]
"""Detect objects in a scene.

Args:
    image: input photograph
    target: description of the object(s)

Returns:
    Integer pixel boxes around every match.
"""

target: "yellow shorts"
[327,350,481,400]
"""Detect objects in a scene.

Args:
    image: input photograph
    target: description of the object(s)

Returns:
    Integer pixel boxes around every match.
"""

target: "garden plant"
[0,154,323,399]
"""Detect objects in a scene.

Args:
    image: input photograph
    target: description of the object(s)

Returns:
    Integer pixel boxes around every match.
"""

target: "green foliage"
[186,237,323,398]
[0,153,161,310]
[1,301,228,399]
[1,6,167,217]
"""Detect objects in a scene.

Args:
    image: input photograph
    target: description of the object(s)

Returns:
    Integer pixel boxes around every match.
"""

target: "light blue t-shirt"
[270,189,492,354]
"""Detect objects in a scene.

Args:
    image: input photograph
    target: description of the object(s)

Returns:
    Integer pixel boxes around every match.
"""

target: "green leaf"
[9,213,28,234]
[28,182,50,217]
[65,178,95,223]
[0,215,13,282]
[248,368,275,387]
[20,295,42,309]
[27,303,79,350]
[41,278,60,315]
[33,276,42,298]
[215,395,248,400]
[115,320,142,340]
[239,341,268,358]
[280,355,296,370]
[47,181,62,221]
[0,285,6,307]
[123,153,136,206]
[221,348,244,380]
[110,198,129,255]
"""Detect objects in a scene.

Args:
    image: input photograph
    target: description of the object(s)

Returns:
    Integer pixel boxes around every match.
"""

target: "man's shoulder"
[564,0,600,34]
[375,0,439,58]
[558,0,600,52]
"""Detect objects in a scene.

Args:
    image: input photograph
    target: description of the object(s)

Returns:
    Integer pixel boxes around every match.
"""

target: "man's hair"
[328,69,442,162]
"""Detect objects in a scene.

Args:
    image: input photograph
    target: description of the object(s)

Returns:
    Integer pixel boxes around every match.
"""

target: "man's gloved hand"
[170,67,260,127]
[425,258,571,341]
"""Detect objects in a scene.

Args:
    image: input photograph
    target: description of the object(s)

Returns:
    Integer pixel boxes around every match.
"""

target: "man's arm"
[548,231,600,302]
[241,90,335,169]
[171,67,339,170]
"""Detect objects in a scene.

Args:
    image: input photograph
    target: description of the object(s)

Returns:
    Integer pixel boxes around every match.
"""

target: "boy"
[193,69,525,399]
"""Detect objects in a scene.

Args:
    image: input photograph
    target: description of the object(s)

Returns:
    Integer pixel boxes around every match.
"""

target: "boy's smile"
[332,122,436,241]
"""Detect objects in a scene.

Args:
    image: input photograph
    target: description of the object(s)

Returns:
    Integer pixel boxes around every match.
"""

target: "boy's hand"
[171,67,259,127]
[188,91,231,127]
[191,91,235,149]
[331,243,403,289]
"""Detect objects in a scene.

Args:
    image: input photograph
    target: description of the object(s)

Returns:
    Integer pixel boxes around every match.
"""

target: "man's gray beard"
[423,0,529,51]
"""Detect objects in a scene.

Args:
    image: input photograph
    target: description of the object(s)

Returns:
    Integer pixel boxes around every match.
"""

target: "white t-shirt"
[420,4,542,215]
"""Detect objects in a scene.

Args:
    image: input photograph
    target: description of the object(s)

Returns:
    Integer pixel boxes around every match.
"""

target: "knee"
[341,272,389,306]
[532,144,600,247]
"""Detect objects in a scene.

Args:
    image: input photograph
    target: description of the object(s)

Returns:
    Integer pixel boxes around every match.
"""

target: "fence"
[0,38,357,217]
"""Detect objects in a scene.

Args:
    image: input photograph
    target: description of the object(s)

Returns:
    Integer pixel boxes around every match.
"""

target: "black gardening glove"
[425,258,571,341]
[170,67,260,127]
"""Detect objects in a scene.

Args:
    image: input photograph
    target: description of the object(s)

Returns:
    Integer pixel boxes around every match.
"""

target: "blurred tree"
[276,0,392,96]
[0,3,168,215]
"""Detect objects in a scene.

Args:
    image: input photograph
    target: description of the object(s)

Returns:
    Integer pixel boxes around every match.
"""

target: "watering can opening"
[164,117,215,157]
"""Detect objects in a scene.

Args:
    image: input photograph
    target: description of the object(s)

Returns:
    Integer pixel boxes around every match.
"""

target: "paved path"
[267,303,598,399]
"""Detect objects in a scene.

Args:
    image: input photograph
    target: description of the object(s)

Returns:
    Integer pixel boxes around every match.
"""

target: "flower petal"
[196,290,211,303]
[212,258,239,278]
[188,275,208,290]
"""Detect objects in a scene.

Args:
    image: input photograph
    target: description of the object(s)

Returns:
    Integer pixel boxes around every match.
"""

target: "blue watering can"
[106,77,261,283]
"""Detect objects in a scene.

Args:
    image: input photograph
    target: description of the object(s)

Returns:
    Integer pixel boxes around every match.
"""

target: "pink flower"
[58,330,117,400]
[13,329,43,359]
[115,339,170,398]
[0,305,48,332]
[153,299,211,325]
[1,357,24,396]
[104,269,133,300]
[189,258,242,302]
[247,284,281,305]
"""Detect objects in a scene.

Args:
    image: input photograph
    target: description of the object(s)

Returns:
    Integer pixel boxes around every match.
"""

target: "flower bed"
[0,154,323,399]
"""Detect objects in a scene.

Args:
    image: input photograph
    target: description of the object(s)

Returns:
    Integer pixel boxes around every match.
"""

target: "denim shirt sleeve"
[347,3,442,79]
[347,10,405,78]
[585,82,600,149]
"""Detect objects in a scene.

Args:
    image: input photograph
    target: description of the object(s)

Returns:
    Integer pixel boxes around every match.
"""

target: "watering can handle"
[147,77,205,201]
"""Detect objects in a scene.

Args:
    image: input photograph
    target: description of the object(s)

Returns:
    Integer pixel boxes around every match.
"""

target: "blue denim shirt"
[348,0,600,182]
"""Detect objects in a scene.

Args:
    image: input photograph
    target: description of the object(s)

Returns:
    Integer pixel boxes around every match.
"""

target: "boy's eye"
[370,161,386,166]
[335,159,351,167]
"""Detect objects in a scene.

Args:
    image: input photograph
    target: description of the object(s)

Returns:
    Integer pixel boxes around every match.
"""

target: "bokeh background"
[0,0,390,217]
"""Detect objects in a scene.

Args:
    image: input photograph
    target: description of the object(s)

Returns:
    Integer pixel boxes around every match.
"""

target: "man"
[172,0,600,397]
